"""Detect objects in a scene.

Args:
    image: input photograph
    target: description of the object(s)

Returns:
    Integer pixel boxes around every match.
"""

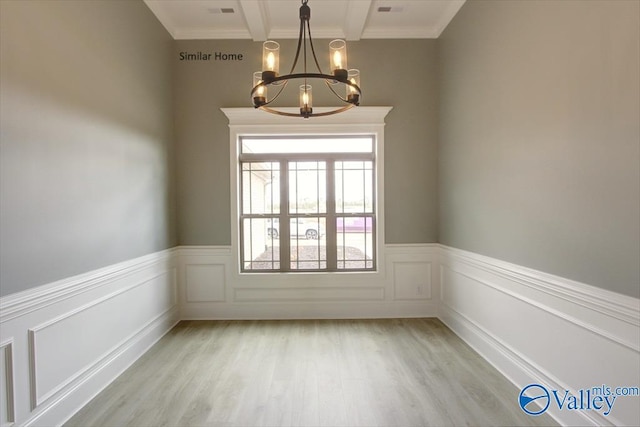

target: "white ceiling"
[143,0,466,40]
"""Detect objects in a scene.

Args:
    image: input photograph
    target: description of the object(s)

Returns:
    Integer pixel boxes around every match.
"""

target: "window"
[223,106,391,281]
[239,136,376,272]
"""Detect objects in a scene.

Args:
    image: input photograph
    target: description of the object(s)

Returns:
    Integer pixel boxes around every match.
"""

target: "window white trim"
[222,106,392,288]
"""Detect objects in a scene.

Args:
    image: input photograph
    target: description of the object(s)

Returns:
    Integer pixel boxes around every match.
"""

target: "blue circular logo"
[519,384,550,415]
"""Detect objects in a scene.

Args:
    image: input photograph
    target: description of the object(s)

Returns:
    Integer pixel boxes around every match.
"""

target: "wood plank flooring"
[65,319,556,427]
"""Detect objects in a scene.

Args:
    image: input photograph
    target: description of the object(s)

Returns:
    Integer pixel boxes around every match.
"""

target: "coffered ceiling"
[143,0,465,40]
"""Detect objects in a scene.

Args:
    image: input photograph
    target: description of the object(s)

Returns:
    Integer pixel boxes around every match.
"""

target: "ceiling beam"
[343,0,372,41]
[239,0,269,41]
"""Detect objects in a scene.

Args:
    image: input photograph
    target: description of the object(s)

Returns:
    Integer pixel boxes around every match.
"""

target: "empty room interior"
[1,0,639,426]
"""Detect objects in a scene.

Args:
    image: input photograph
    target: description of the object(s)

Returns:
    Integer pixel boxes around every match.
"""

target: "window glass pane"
[242,137,372,154]
[336,217,374,270]
[335,161,373,214]
[238,136,376,273]
[241,162,280,215]
[289,161,326,214]
[242,218,280,270]
[290,217,326,270]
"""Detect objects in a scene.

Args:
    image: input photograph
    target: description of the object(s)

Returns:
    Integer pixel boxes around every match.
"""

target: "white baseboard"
[0,249,179,427]
[438,245,640,426]
[1,244,638,427]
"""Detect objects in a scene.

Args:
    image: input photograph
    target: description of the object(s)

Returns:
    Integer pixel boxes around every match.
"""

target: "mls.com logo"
[519,384,551,415]
[519,382,631,416]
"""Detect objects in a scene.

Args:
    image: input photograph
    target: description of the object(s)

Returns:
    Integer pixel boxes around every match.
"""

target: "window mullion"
[326,161,337,270]
[280,160,290,272]
[372,160,377,270]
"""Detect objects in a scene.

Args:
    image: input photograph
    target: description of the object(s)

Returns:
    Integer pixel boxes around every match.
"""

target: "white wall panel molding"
[24,309,177,427]
[28,271,175,410]
[0,340,15,427]
[186,264,226,302]
[0,250,179,427]
[233,286,384,302]
[439,245,640,427]
[3,244,638,426]
[386,244,438,302]
[176,245,232,311]
[441,262,638,352]
[177,244,438,319]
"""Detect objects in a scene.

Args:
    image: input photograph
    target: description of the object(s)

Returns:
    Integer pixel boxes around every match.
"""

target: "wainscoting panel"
[392,262,432,300]
[386,244,436,302]
[29,271,174,408]
[0,340,15,427]
[178,244,439,319]
[0,250,179,427]
[186,264,226,302]
[439,246,640,427]
[233,286,384,302]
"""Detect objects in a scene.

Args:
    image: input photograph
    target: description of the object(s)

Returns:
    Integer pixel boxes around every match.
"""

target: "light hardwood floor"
[65,319,556,427]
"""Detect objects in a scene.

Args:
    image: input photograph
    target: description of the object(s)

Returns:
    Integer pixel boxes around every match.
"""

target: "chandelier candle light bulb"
[329,39,348,80]
[333,51,342,69]
[300,85,313,117]
[253,71,266,106]
[262,41,279,82]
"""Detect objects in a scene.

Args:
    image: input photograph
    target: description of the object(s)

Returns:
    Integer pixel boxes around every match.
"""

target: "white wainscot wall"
[177,244,439,320]
[438,246,640,427]
[0,250,179,427]
[1,244,638,427]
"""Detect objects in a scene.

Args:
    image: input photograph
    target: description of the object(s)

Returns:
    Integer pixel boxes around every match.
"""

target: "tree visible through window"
[239,136,376,272]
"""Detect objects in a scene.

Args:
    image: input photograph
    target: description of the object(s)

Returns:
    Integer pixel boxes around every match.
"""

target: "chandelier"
[251,0,362,118]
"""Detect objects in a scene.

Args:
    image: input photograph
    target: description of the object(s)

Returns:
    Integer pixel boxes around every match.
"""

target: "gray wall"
[3,0,636,299]
[438,0,640,297]
[173,39,439,246]
[0,0,176,296]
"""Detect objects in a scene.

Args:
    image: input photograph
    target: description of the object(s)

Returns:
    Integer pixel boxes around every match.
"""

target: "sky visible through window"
[242,137,373,213]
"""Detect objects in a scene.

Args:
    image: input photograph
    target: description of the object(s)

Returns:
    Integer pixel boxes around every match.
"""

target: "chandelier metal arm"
[325,79,348,102]
[302,16,307,76]
[305,15,324,74]
[289,13,305,75]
